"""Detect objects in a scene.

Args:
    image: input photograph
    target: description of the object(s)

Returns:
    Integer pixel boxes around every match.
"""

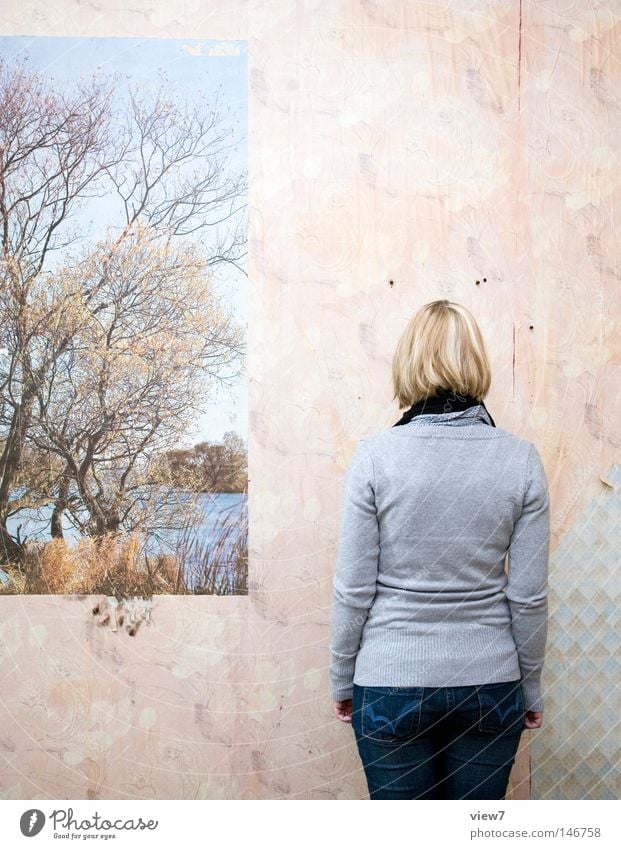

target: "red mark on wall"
[512,322,516,400]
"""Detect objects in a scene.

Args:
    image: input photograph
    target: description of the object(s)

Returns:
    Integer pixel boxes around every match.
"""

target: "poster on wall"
[0,36,248,599]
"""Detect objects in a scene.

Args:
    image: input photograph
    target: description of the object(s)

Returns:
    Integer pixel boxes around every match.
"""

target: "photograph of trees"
[0,37,248,597]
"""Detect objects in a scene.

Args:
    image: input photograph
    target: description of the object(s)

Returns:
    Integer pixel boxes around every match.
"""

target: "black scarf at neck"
[393,387,496,427]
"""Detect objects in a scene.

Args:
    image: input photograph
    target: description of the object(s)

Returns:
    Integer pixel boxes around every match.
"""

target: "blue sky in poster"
[0,35,248,446]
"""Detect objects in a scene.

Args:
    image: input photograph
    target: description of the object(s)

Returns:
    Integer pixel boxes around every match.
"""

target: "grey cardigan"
[329,404,550,712]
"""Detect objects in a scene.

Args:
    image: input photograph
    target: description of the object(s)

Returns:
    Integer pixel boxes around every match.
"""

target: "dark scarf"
[393,387,496,427]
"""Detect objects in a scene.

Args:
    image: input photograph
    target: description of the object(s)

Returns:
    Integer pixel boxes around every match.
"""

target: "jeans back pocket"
[476,680,524,734]
[360,686,424,747]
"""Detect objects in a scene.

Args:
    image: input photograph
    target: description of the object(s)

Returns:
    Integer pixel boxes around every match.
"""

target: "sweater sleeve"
[329,438,380,701]
[506,442,550,712]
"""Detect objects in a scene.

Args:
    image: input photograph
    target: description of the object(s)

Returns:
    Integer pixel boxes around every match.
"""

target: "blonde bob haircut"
[392,299,492,409]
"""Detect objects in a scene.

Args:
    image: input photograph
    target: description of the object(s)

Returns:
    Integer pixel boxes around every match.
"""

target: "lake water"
[6,490,247,593]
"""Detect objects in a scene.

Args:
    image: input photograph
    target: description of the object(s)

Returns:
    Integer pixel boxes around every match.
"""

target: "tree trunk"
[0,523,23,563]
[50,476,70,539]
[0,393,35,564]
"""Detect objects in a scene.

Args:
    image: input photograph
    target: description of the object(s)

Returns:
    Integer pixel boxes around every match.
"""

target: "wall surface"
[1,0,620,800]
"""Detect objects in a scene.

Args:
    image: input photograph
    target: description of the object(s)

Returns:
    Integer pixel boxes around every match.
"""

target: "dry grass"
[0,501,248,596]
[0,532,186,597]
[177,494,248,594]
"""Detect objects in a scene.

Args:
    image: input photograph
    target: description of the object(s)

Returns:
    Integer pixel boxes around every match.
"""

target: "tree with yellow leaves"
[0,56,246,563]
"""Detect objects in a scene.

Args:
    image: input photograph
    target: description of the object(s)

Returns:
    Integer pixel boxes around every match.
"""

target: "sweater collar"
[393,388,496,428]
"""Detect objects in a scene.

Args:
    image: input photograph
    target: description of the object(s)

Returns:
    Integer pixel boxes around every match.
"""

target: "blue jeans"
[351,680,524,799]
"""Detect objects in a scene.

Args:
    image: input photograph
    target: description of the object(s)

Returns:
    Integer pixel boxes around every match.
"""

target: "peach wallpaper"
[1,0,619,800]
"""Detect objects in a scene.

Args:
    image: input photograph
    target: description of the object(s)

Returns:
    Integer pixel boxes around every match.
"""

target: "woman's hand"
[334,700,542,727]
[333,699,353,723]
[524,710,543,729]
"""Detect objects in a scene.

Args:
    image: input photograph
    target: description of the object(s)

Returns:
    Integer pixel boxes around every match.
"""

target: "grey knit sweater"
[329,404,550,712]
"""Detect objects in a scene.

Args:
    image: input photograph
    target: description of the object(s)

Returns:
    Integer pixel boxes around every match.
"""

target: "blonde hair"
[391,299,492,408]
